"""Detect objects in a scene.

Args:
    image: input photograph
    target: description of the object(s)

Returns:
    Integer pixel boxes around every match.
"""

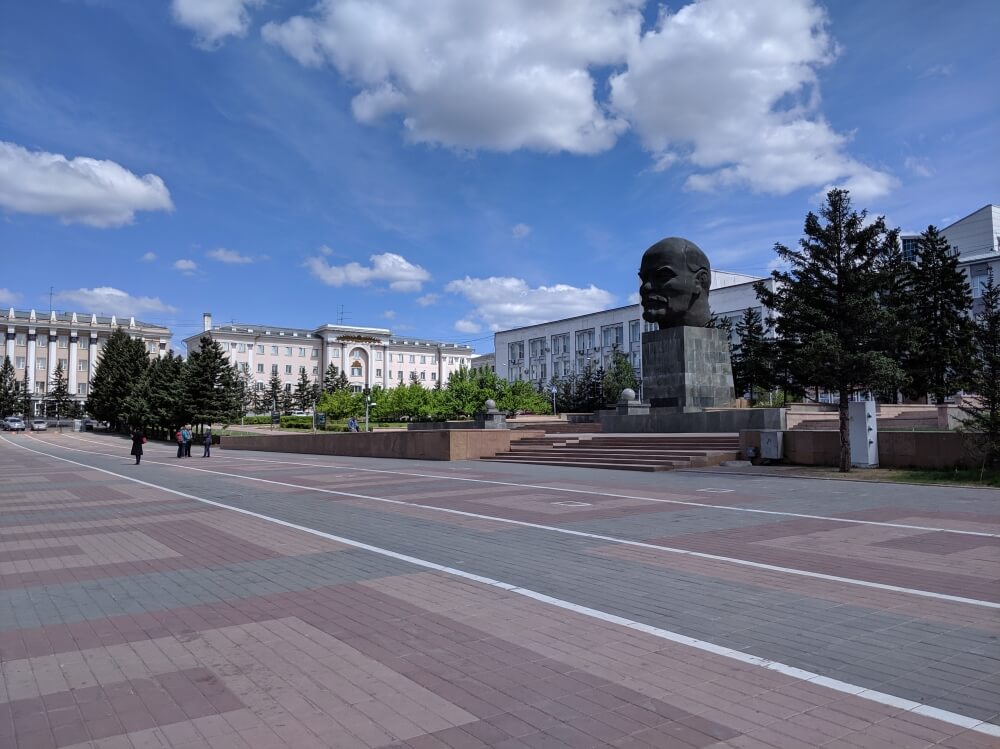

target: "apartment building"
[3,308,171,416]
[184,313,474,396]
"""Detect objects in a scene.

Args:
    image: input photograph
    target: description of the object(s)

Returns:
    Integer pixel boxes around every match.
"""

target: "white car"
[3,417,26,432]
[30,419,48,431]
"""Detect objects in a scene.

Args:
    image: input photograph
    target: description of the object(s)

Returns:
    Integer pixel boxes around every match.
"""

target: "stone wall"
[740,430,977,469]
[601,407,785,433]
[222,429,511,461]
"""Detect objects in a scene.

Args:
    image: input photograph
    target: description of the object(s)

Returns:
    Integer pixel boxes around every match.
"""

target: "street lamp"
[364,388,376,432]
[550,384,557,416]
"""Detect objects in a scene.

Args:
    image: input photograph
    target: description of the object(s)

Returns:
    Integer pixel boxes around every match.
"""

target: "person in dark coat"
[130,429,145,465]
[202,428,212,458]
[176,427,184,458]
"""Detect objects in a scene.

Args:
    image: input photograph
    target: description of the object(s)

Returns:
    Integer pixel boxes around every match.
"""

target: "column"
[365,346,372,389]
[26,332,36,394]
[4,329,13,363]
[88,334,98,386]
[383,345,389,388]
[68,335,79,396]
[47,331,57,387]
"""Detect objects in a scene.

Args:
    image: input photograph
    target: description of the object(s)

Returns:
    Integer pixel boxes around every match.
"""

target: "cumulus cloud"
[446,276,614,331]
[52,287,177,318]
[454,319,482,334]
[511,223,532,240]
[263,0,638,154]
[904,156,932,178]
[140,251,157,262]
[610,0,895,199]
[304,251,430,292]
[0,288,21,306]
[173,259,197,274]
[171,0,264,48]
[416,294,440,307]
[0,140,173,227]
[626,291,641,305]
[382,310,397,320]
[207,247,254,264]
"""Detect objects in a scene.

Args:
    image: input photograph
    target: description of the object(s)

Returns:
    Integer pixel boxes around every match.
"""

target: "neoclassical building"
[184,313,474,396]
[3,308,172,416]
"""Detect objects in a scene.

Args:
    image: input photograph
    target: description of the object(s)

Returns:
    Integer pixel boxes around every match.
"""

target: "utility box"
[760,430,784,459]
[849,400,878,467]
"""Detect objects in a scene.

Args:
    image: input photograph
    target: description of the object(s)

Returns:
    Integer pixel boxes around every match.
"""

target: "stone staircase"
[483,434,741,472]
[508,420,602,434]
[788,405,938,431]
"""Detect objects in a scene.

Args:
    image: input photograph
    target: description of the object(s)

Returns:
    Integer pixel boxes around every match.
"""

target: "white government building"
[184,313,474,396]
[3,309,171,416]
[489,203,1000,389]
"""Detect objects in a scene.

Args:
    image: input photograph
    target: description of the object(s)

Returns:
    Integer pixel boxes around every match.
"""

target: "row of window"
[26,382,89,395]
[9,357,91,371]
[221,342,468,366]
[511,321,653,364]
[5,333,158,348]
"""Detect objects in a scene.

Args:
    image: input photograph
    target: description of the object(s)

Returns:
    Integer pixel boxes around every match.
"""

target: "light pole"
[364,394,376,432]
[550,384,557,416]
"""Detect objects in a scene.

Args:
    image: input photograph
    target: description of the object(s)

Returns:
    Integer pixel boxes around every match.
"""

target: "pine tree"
[86,329,150,431]
[47,361,72,422]
[184,335,235,428]
[16,373,33,419]
[756,189,903,472]
[323,363,342,394]
[294,369,314,411]
[0,356,16,417]
[873,228,912,403]
[731,308,774,406]
[602,348,639,404]
[961,269,1000,468]
[141,351,187,434]
[279,387,295,415]
[904,226,975,404]
[266,373,282,413]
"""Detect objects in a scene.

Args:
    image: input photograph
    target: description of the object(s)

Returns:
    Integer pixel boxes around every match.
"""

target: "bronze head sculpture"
[638,237,712,329]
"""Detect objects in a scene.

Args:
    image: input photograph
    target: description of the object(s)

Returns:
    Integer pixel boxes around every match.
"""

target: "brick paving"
[1,432,998,748]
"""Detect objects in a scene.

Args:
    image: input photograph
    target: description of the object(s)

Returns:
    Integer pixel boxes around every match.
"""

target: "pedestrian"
[130,428,146,465]
[182,425,192,457]
[347,416,359,432]
[203,427,212,458]
[175,427,184,458]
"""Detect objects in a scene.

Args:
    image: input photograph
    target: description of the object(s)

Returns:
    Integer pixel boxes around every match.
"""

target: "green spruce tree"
[322,363,342,394]
[731,308,774,406]
[184,336,236,429]
[86,329,150,431]
[47,361,72,423]
[904,226,975,404]
[961,269,1000,468]
[602,348,639,405]
[266,373,283,413]
[294,368,314,411]
[756,189,903,472]
[0,356,16,417]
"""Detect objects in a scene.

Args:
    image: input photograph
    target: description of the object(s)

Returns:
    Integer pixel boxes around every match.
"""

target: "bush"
[280,415,313,429]
[242,415,272,425]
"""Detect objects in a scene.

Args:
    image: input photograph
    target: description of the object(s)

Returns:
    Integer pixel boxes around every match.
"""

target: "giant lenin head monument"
[637,237,735,409]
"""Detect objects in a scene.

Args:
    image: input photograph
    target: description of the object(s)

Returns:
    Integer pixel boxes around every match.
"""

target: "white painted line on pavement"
[11,435,1000,611]
[3,436,997,739]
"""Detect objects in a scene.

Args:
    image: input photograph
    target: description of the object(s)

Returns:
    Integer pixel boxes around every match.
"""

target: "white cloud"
[626,291,641,304]
[0,140,173,227]
[173,259,197,274]
[0,288,21,306]
[52,287,177,318]
[511,223,532,240]
[304,251,430,292]
[140,251,157,262]
[610,0,895,199]
[382,310,397,320]
[904,155,932,178]
[171,0,264,48]
[446,276,614,331]
[207,247,254,264]
[416,294,440,307]
[263,0,639,154]
[454,319,482,334]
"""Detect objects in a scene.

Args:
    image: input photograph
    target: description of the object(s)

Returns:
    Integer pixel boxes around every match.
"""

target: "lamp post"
[550,384,557,416]
[364,390,376,432]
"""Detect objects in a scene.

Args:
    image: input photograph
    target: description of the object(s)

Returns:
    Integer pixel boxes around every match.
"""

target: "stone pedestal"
[641,327,735,409]
[474,400,508,430]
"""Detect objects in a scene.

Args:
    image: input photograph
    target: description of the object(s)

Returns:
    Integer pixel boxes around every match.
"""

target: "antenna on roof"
[49,286,53,315]
[337,305,350,325]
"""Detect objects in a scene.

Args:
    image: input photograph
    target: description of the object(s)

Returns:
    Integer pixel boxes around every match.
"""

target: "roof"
[4,308,170,332]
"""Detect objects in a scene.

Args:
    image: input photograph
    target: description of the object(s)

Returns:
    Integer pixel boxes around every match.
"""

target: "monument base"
[599,407,786,434]
[642,326,735,408]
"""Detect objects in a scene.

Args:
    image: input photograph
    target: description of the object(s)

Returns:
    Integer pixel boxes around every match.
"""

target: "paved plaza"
[1,432,998,749]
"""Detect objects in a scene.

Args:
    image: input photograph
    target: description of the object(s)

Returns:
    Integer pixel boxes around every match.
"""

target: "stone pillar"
[26,332,36,394]
[383,345,389,388]
[4,328,13,363]
[88,334,98,386]
[47,331,58,387]
[69,335,79,396]
[641,326,735,409]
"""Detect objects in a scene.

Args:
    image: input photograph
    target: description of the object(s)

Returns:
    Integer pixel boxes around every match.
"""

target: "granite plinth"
[641,326,735,408]
[600,407,786,433]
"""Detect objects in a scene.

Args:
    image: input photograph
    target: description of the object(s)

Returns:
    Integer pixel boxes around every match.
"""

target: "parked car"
[3,417,26,432]
[30,419,48,431]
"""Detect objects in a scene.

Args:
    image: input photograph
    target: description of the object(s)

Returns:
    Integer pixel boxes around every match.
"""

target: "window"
[409,354,415,363]
[285,365,292,374]
[398,353,406,363]
[398,370,404,380]
[312,367,318,375]
[77,383,88,395]
[901,236,919,262]
[147,342,158,354]
[257,363,264,373]
[78,359,88,371]
[430,372,436,381]
[58,358,68,370]
[15,356,25,369]
[575,329,595,352]
[350,363,363,377]
[271,345,278,355]
[255,382,264,391]
[972,274,989,298]
[602,324,623,348]
[58,335,68,349]
[285,346,292,356]
[15,333,25,345]
[284,383,292,392]
[351,348,364,359]
[311,348,318,358]
[37,357,46,370]
[331,349,340,358]
[420,371,426,380]
[271,364,279,375]
[507,341,524,364]
[35,382,45,394]
[299,366,306,374]
[241,363,249,373]
[550,333,569,355]
[629,320,641,343]
[419,355,426,364]
[529,338,545,358]
[375,351,383,361]
[299,347,306,357]
[430,356,437,364]
[257,345,264,354]
[238,343,246,353]
[376,368,382,378]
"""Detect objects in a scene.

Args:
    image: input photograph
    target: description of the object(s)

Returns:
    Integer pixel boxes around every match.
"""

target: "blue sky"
[1,0,997,354]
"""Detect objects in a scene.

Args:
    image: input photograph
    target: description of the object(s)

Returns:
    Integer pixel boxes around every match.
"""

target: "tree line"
[720,189,999,471]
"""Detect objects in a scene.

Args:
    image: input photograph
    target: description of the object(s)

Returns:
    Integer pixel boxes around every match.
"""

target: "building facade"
[3,308,171,416]
[946,205,1000,317]
[492,271,777,389]
[184,313,474,398]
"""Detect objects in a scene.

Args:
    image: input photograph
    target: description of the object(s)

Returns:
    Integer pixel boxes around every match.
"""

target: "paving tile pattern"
[0,432,998,748]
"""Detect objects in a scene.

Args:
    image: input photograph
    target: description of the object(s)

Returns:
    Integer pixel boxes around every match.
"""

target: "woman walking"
[202,428,212,458]
[130,428,146,465]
